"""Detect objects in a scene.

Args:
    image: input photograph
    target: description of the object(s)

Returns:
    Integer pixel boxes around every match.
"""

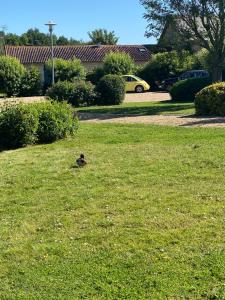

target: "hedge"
[170,77,211,102]
[46,80,97,107]
[195,82,225,116]
[0,101,78,149]
[96,74,125,105]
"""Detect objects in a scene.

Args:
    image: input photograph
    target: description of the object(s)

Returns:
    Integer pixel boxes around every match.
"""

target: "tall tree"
[4,33,21,45]
[69,38,84,45]
[88,29,119,45]
[2,28,85,46]
[21,28,57,46]
[140,0,225,82]
[56,36,70,45]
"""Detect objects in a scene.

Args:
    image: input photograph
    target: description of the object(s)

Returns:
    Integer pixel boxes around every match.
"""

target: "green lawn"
[78,101,195,116]
[1,123,225,299]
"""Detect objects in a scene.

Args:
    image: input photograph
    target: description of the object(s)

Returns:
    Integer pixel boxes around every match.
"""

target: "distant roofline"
[4,44,151,64]
[4,44,148,48]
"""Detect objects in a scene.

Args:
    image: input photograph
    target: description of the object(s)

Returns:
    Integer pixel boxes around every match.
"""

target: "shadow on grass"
[78,101,194,121]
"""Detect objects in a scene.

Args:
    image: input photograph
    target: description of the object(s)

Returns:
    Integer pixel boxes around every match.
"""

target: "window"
[127,76,136,82]
[123,76,130,82]
[139,48,147,52]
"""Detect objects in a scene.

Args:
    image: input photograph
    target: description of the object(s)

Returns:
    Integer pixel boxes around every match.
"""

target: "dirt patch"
[79,113,225,128]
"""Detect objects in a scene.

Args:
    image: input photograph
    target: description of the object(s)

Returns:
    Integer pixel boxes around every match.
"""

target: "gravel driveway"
[80,92,225,127]
[125,92,171,103]
[0,96,45,108]
[3,94,225,128]
[80,113,225,127]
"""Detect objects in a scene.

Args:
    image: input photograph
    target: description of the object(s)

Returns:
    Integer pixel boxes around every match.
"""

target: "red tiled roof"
[4,45,150,64]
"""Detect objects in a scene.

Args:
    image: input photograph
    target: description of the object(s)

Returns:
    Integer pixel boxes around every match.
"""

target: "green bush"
[46,81,77,104]
[0,101,78,149]
[0,104,39,149]
[170,78,211,102]
[70,81,97,106]
[36,101,78,143]
[86,67,105,85]
[137,50,198,90]
[195,82,225,116]
[44,58,86,86]
[0,56,25,96]
[96,74,125,105]
[46,80,97,107]
[19,66,42,96]
[103,52,134,75]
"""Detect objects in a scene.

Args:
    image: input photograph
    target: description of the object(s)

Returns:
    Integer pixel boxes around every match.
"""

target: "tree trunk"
[211,52,223,83]
[212,66,223,83]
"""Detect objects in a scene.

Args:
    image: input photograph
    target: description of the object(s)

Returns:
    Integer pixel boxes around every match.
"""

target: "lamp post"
[45,21,56,85]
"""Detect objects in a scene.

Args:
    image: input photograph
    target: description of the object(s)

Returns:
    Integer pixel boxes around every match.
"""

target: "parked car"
[160,70,210,91]
[122,75,150,93]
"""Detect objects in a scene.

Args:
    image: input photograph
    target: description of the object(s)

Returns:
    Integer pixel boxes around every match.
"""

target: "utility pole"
[45,21,57,85]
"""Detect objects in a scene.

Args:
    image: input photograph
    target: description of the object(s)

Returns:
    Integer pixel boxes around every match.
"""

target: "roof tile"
[4,45,150,64]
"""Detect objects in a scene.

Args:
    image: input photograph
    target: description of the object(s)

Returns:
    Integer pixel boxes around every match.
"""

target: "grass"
[1,123,225,299]
[77,101,195,116]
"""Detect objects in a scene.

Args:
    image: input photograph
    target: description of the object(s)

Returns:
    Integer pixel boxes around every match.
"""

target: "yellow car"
[122,75,150,93]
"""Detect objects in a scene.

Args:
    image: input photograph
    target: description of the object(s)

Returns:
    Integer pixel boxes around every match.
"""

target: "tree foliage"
[2,28,84,46]
[88,29,119,45]
[0,56,25,96]
[137,50,198,89]
[44,58,86,86]
[140,0,225,81]
[103,52,134,75]
[19,66,42,96]
[2,27,119,46]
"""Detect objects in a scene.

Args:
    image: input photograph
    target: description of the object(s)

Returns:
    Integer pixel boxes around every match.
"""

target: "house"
[4,45,151,81]
[158,18,202,51]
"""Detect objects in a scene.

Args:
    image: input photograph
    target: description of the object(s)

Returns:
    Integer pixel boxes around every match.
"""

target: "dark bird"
[76,154,87,167]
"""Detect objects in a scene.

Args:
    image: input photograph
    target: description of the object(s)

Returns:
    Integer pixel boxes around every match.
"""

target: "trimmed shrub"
[170,78,211,102]
[195,82,225,116]
[46,80,97,107]
[0,56,25,96]
[69,81,97,106]
[44,58,86,86]
[96,74,125,105]
[86,67,105,85]
[46,81,77,104]
[137,50,198,90]
[36,101,78,143]
[0,104,39,149]
[0,101,78,149]
[19,66,42,96]
[103,52,134,75]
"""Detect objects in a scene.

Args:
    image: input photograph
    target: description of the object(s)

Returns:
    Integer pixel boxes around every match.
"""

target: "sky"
[0,0,157,45]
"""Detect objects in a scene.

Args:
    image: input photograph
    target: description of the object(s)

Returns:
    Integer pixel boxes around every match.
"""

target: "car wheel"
[135,85,144,93]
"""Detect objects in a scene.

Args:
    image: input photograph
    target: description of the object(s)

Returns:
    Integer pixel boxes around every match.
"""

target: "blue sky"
[0,0,156,45]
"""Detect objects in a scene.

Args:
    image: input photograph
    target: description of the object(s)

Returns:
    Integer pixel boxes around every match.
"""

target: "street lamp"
[45,21,57,85]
